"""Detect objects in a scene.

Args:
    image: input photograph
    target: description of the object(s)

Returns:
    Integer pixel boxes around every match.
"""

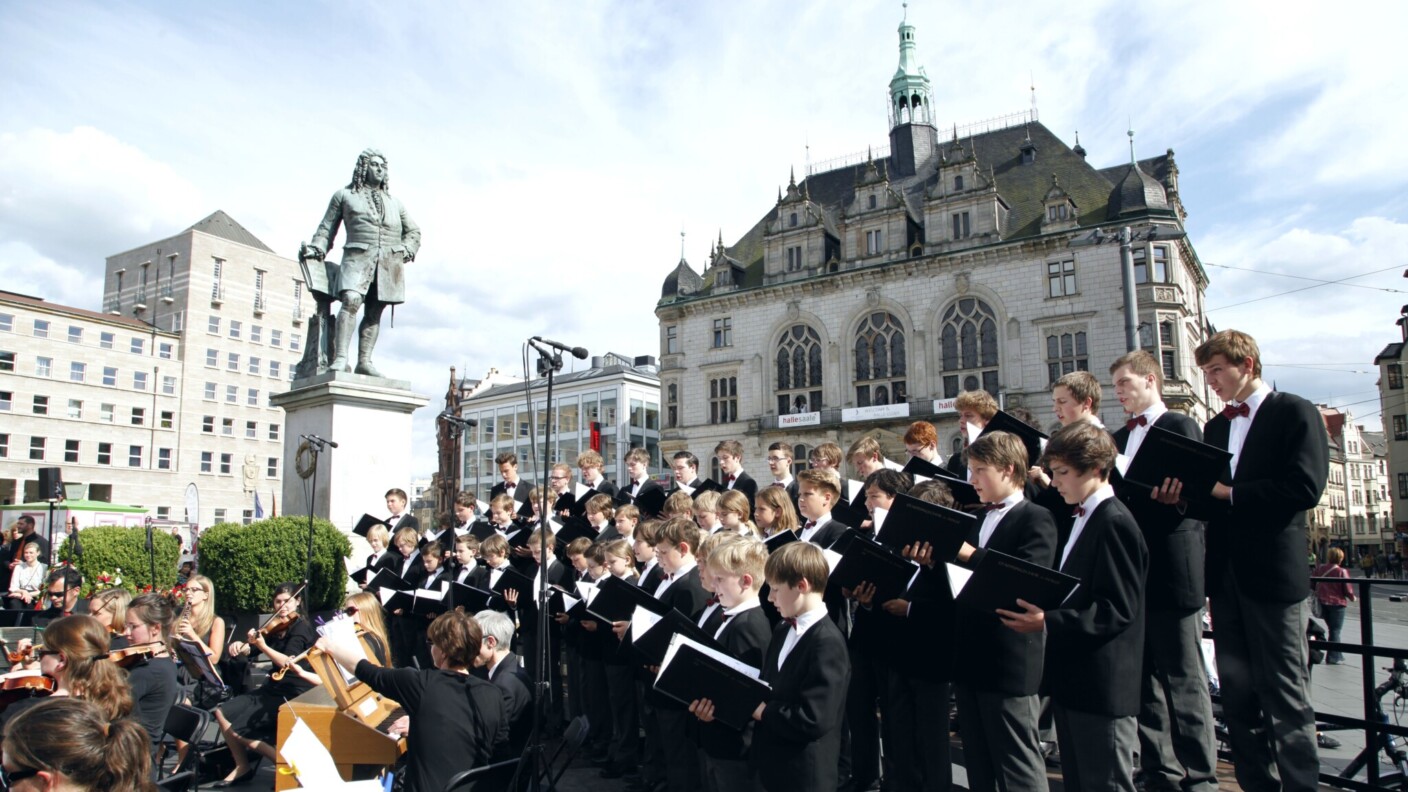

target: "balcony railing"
[758,397,946,431]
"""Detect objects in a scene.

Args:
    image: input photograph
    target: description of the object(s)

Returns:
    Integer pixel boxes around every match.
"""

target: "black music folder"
[873,493,975,562]
[410,589,450,617]
[504,527,532,549]
[764,529,798,553]
[353,513,391,538]
[946,550,1080,613]
[653,634,771,731]
[490,567,533,602]
[1121,425,1231,500]
[684,479,723,499]
[901,456,946,481]
[923,470,981,508]
[587,574,670,623]
[349,565,373,587]
[635,486,667,516]
[629,606,725,666]
[449,581,496,612]
[826,534,922,603]
[978,410,1049,468]
[553,517,599,549]
[365,568,412,592]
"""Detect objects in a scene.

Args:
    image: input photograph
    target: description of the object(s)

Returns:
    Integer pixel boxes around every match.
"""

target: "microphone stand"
[514,338,564,791]
[145,516,156,589]
[299,435,333,598]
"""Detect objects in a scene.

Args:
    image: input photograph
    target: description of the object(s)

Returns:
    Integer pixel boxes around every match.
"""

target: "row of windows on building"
[0,432,282,480]
[0,314,175,358]
[0,393,174,425]
[0,353,179,393]
[204,315,299,349]
[199,416,282,441]
[203,346,298,379]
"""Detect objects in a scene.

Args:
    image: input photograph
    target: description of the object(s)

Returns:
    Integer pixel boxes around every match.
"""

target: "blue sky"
[3,0,1406,476]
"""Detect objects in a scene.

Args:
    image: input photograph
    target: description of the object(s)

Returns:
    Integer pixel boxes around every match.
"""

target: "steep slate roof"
[677,121,1160,302]
[1375,342,1404,363]
[185,210,275,254]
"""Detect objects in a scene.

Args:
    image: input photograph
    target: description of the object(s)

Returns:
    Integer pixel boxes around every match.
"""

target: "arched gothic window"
[939,298,999,398]
[854,312,906,407]
[776,324,823,414]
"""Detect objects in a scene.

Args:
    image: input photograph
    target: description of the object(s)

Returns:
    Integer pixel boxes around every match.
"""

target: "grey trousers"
[1211,570,1319,792]
[1138,608,1219,791]
[954,685,1046,792]
[1054,705,1137,792]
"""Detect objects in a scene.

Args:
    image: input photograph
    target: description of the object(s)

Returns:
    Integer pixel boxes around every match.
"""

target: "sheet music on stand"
[278,713,384,791]
[316,616,366,688]
[173,638,224,687]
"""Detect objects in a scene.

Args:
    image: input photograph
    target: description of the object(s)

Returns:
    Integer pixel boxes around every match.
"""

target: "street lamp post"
[1069,224,1187,353]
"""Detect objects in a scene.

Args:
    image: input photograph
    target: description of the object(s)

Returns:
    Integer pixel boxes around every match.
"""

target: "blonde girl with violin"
[214,582,317,787]
[87,587,131,649]
[0,615,133,740]
[274,591,394,687]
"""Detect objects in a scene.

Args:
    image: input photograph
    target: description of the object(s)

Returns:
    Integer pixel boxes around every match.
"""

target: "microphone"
[439,411,479,427]
[302,434,340,449]
[531,336,589,360]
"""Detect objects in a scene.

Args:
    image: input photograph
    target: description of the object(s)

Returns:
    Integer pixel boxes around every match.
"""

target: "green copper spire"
[889,5,933,129]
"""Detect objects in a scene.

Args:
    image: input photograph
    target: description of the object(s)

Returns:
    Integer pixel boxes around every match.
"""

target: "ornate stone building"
[656,15,1214,473]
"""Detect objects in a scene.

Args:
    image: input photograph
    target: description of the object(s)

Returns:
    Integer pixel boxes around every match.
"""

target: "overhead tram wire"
[1207,263,1406,312]
[1206,262,1408,293]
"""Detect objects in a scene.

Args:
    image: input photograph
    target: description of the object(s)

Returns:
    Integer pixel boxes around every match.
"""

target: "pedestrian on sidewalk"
[1313,548,1355,664]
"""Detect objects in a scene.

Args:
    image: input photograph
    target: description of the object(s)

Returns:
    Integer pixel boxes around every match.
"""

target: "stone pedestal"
[271,372,429,533]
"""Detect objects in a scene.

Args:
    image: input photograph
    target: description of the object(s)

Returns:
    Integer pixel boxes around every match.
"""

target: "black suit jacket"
[888,559,956,683]
[1044,498,1148,717]
[584,479,619,499]
[754,615,850,792]
[489,480,533,503]
[491,652,533,756]
[953,499,1057,696]
[1201,390,1329,603]
[614,480,667,517]
[394,550,428,588]
[726,471,759,512]
[656,566,708,618]
[697,606,772,760]
[1113,411,1208,611]
[801,518,847,550]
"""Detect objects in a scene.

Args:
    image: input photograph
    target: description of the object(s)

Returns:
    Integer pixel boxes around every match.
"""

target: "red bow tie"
[663,573,674,581]
[782,617,799,630]
[772,481,785,488]
[1223,403,1251,419]
[1072,505,1087,518]
[803,520,817,531]
[705,595,719,607]
[983,503,1004,512]
[727,474,736,483]
[1125,415,1148,431]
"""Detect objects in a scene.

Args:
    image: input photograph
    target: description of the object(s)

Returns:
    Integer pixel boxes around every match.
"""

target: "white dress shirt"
[776,603,828,669]
[977,491,1025,548]
[636,559,659,587]
[1060,485,1115,571]
[714,598,761,640]
[654,559,696,597]
[799,513,833,544]
[1227,383,1272,477]
[398,551,421,578]
[1123,401,1169,462]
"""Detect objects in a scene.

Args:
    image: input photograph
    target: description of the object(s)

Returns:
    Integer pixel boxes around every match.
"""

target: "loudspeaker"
[37,467,63,500]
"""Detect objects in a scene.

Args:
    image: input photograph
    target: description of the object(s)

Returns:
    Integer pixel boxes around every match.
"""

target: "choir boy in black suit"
[451,492,479,535]
[451,534,481,585]
[517,527,573,731]
[715,440,758,512]
[670,450,708,494]
[609,503,639,545]
[951,431,1057,792]
[616,447,667,518]
[490,451,532,504]
[584,495,618,542]
[847,435,893,532]
[1159,330,1327,792]
[1108,351,1218,792]
[999,421,1148,792]
[875,478,960,792]
[577,449,619,499]
[476,609,534,758]
[1027,371,1105,529]
[385,488,420,533]
[693,490,727,536]
[946,390,999,479]
[411,544,451,668]
[841,466,914,792]
[389,526,427,667]
[903,419,946,468]
[646,516,709,792]
[626,520,666,790]
[634,520,665,593]
[547,462,576,519]
[474,534,513,604]
[693,541,849,792]
[794,468,848,548]
[807,442,844,472]
[597,539,642,779]
[687,536,773,791]
[560,537,595,725]
[764,442,801,513]
[360,524,397,595]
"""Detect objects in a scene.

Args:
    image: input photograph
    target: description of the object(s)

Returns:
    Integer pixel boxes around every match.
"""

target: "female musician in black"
[213,582,318,787]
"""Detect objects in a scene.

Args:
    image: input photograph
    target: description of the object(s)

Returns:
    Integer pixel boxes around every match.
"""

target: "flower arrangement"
[92,568,124,592]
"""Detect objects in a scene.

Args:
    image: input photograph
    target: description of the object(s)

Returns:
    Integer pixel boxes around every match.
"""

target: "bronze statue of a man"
[302,148,421,377]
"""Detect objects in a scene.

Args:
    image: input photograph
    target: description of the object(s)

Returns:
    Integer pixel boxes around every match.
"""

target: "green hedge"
[58,526,182,597]
[197,516,351,613]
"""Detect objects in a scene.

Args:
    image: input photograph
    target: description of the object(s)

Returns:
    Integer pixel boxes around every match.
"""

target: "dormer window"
[790,212,798,227]
[1047,205,1069,222]
[954,175,964,191]
[868,194,878,210]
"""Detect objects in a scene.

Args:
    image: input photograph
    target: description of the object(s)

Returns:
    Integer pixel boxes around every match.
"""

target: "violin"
[258,611,300,638]
[107,643,162,669]
[0,637,38,666]
[0,673,56,712]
